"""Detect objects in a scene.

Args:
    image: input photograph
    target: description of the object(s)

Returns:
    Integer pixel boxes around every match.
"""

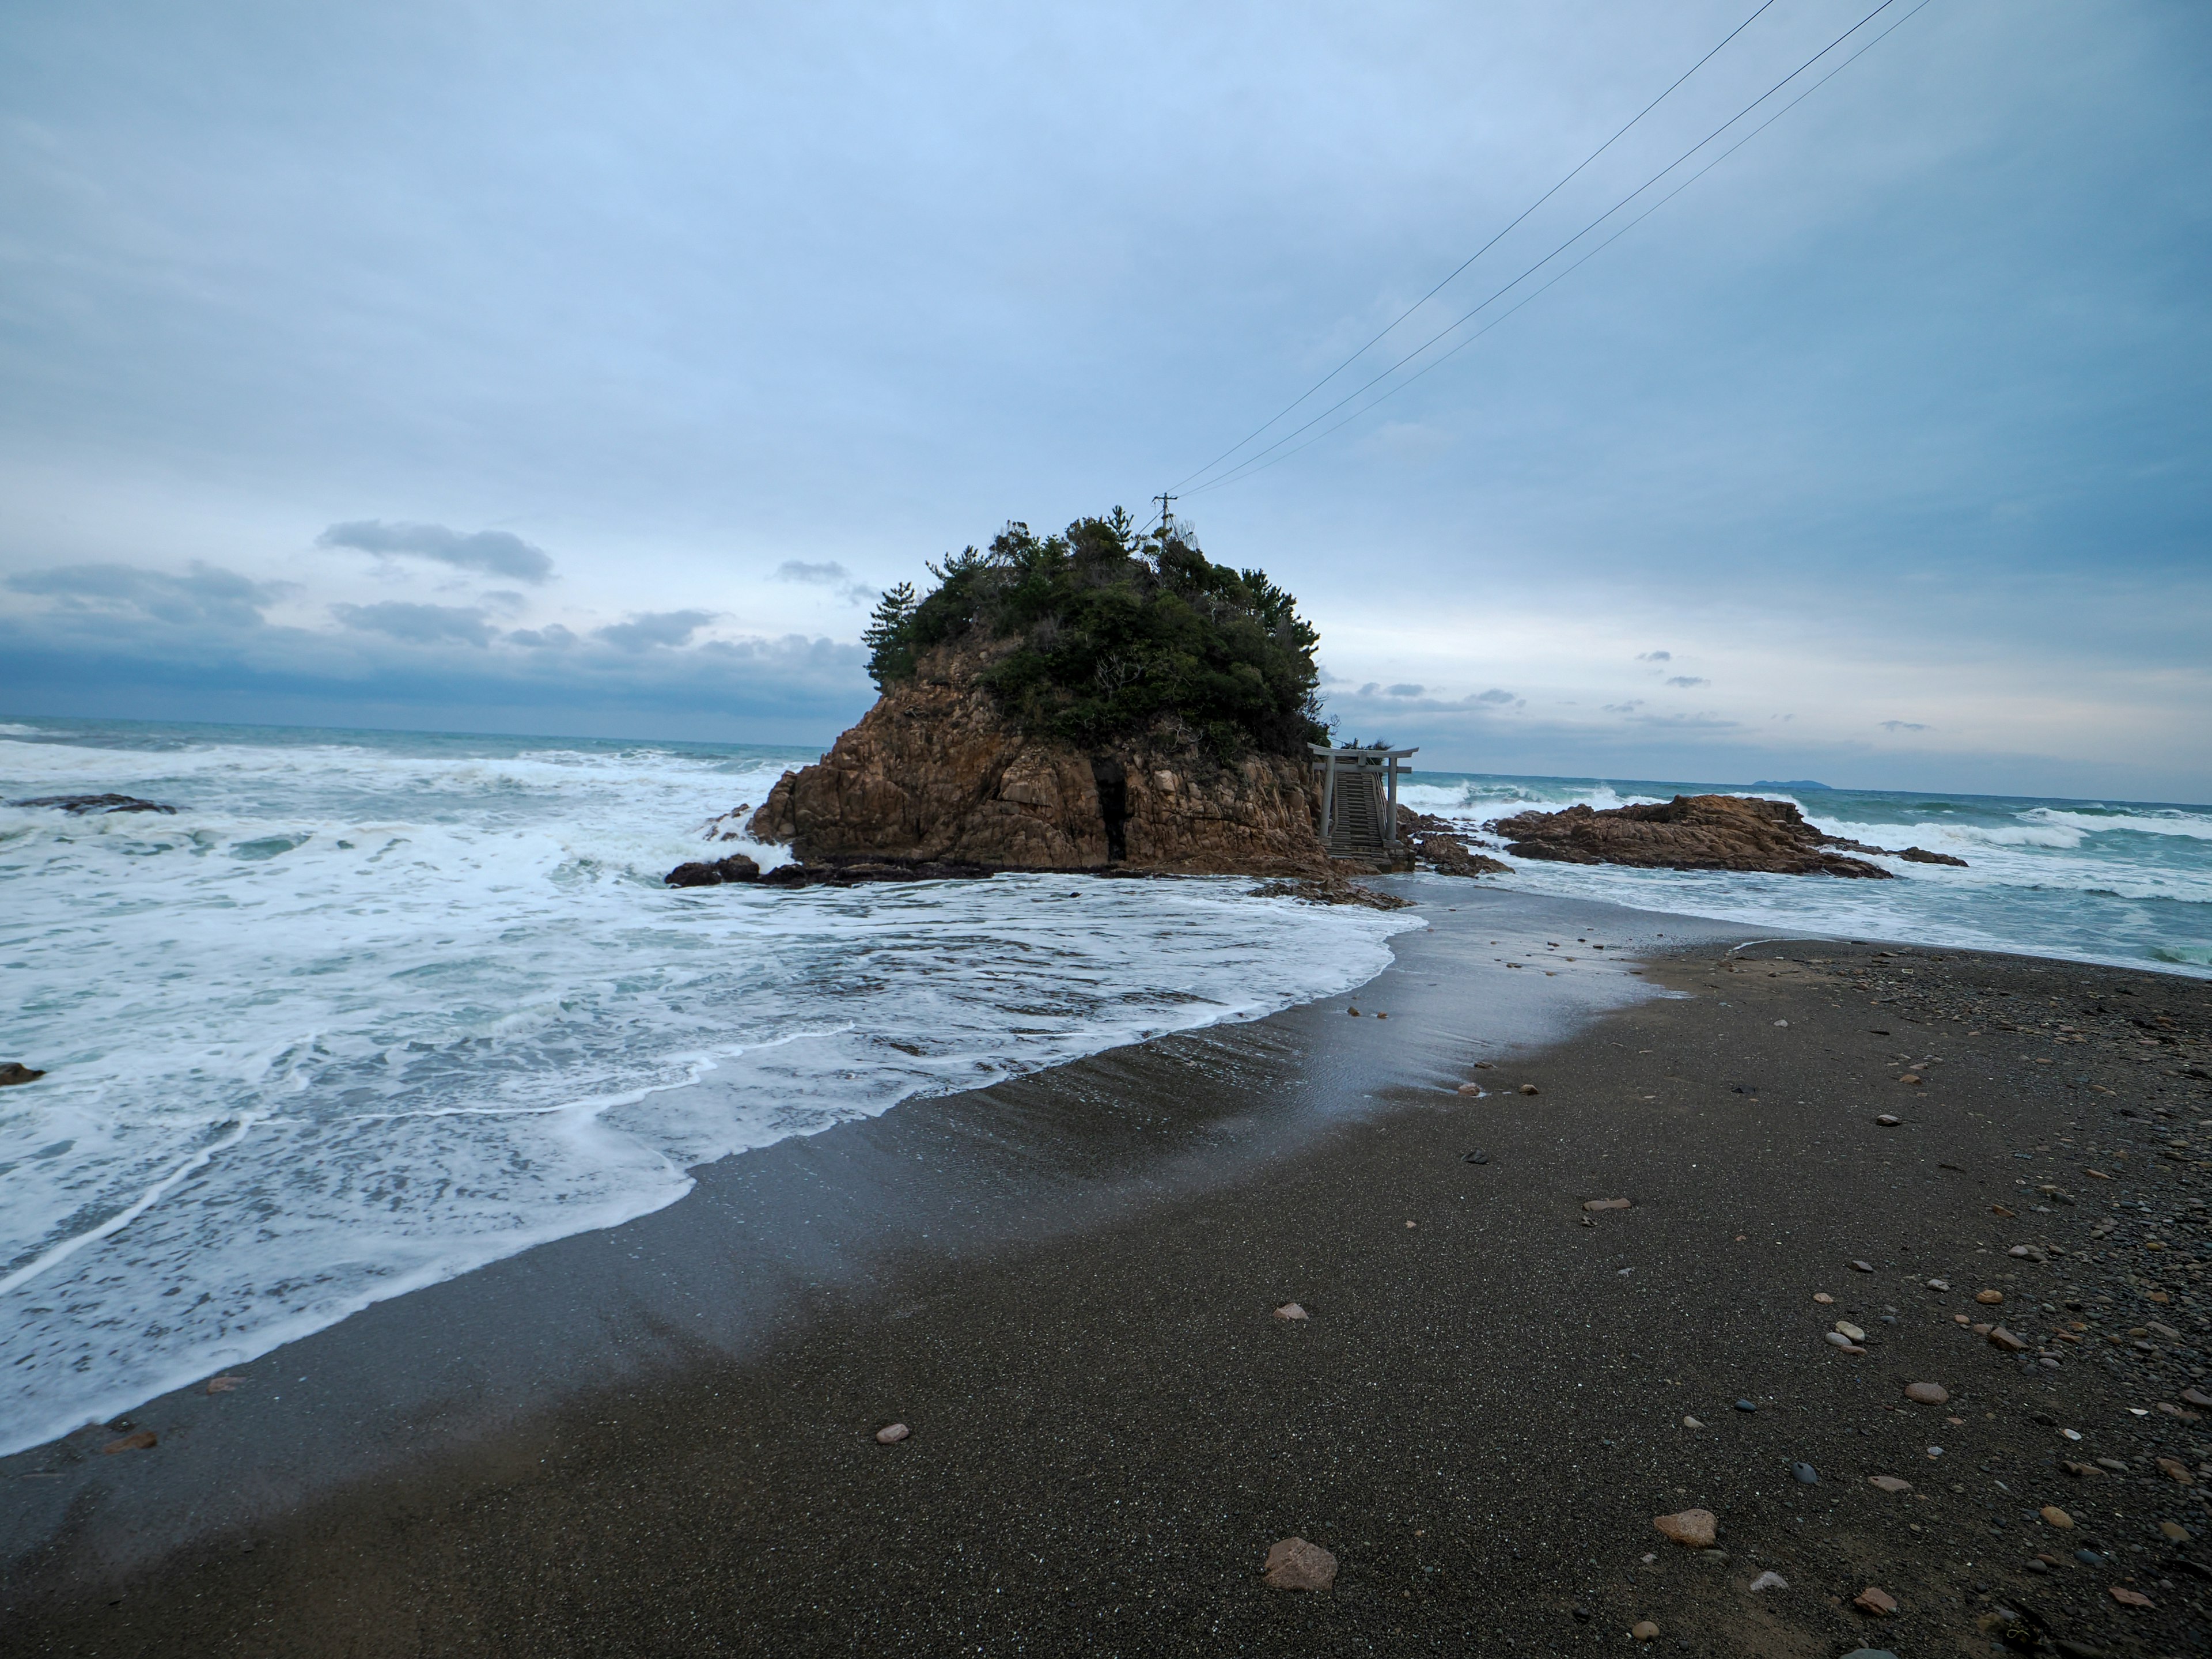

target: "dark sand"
[6,892,2210,1657]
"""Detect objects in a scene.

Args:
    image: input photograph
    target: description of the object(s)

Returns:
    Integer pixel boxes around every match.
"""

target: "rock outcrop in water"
[1486,794,1967,877]
[11,794,176,815]
[745,638,1330,876]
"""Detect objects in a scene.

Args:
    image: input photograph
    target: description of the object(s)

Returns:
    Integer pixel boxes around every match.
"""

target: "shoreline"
[0,887,1733,1563]
[6,889,2210,1654]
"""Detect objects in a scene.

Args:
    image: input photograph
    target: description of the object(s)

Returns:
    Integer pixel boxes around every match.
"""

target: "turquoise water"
[1397,771,2212,977]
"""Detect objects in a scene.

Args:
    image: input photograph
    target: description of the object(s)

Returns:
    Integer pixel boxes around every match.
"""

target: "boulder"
[1483,794,1967,878]
[747,642,1331,876]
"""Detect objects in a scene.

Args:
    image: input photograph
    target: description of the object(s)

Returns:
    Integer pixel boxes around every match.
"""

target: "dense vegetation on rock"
[861,511,1327,761]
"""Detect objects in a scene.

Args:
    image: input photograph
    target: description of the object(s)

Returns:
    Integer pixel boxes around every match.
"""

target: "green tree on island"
[862,511,1328,762]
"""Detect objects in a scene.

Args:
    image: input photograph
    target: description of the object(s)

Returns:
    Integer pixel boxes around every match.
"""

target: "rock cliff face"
[1487,794,1966,877]
[747,645,1331,876]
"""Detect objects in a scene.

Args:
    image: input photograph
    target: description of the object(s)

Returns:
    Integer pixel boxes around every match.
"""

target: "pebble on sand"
[1261,1537,1337,1590]
[1898,1073,1922,1085]
[2108,1586,2154,1608]
[1849,1259,1874,1272]
[1681,1416,1705,1429]
[875,1423,910,1444]
[1853,1586,1897,1616]
[1582,1198,1631,1211]
[1975,1289,2005,1305]
[1631,1620,1659,1641]
[1456,1083,1484,1096]
[1274,1302,1309,1321]
[1903,1382,1948,1404]
[1925,1278,1950,1291]
[2155,1456,2194,1484]
[2180,1386,2212,1408]
[1518,1083,1540,1096]
[1813,1292,1834,1304]
[2039,1505,2073,1528]
[1987,1326,2028,1352]
[2161,1521,2193,1541]
[1874,1113,1901,1126]
[1834,1320,1866,1340]
[1824,1332,1866,1354]
[1791,1462,1819,1484]
[1748,1570,1788,1592]
[1652,1509,1718,1548]
[100,1430,156,1454]
[1868,1476,1912,1494]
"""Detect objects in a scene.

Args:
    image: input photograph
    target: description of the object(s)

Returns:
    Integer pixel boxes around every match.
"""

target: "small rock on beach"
[1852,1586,1897,1616]
[1631,1619,1659,1640]
[1262,1537,1337,1590]
[1748,1570,1788,1592]
[1582,1198,1630,1211]
[875,1423,910,1444]
[1273,1303,1308,1321]
[1652,1509,1717,1548]
[1903,1381,1948,1404]
[1868,1475,1912,1494]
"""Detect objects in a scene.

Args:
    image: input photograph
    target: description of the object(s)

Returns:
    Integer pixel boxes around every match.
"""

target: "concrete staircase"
[1327,772,1388,857]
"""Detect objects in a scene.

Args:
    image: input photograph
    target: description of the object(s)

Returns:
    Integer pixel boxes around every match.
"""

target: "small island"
[745,512,1344,876]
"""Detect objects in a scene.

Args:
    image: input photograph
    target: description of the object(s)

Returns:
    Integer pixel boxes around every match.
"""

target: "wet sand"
[5,890,2210,1656]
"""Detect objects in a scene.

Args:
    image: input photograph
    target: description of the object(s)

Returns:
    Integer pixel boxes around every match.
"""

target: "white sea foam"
[0,729,1418,1454]
[1386,772,2212,977]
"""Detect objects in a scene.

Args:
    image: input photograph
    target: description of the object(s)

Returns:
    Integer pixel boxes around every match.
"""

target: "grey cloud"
[1357,681,1380,697]
[1603,699,1644,714]
[1384,683,1423,698]
[1665,676,1709,688]
[7,561,283,630]
[319,521,554,584]
[1881,719,1931,732]
[1636,651,1672,662]
[775,559,874,605]
[596,608,716,651]
[1475,688,1514,704]
[506,624,577,649]
[330,600,495,646]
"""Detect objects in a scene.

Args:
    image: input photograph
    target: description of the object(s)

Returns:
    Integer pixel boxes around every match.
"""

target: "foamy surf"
[1396,773,2212,977]
[0,721,1419,1455]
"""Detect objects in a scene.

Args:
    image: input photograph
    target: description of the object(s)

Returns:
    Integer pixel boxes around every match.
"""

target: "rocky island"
[1488,791,1968,876]
[740,512,1340,878]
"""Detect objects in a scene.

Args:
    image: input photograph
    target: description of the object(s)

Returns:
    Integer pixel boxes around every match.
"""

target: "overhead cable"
[1167,0,1782,495]
[1179,0,1915,497]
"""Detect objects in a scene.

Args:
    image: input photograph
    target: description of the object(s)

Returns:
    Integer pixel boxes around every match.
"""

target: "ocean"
[1,717,2206,1455]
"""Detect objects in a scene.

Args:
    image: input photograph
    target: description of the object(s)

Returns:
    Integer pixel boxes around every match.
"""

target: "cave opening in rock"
[1090,757,1128,863]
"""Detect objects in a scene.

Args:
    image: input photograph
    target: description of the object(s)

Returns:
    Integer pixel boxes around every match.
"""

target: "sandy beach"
[5,888,2209,1657]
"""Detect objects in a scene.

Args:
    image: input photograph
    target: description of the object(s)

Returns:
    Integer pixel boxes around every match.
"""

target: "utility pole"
[1153,492,1176,533]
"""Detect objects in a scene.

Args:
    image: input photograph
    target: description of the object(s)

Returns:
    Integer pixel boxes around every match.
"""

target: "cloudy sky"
[2,1,2206,799]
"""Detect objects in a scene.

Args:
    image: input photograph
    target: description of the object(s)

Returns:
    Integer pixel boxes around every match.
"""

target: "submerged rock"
[11,793,177,815]
[1484,793,1968,878]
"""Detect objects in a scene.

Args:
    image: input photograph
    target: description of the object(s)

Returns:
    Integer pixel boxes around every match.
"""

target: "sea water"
[1398,772,2212,975]
[0,718,1419,1455]
[4,725,2206,1456]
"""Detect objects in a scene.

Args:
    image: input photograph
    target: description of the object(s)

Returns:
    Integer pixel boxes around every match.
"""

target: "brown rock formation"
[1487,794,1966,878]
[746,644,1331,876]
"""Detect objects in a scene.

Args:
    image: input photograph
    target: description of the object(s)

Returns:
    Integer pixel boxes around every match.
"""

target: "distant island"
[1749,779,1833,790]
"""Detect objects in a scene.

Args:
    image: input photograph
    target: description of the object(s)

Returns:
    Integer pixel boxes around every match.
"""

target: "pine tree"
[862,581,918,687]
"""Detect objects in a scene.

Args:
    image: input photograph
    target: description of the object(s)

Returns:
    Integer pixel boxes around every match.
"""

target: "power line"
[1167,0,1782,496]
[1185,0,1937,498]
[1177,0,1913,498]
